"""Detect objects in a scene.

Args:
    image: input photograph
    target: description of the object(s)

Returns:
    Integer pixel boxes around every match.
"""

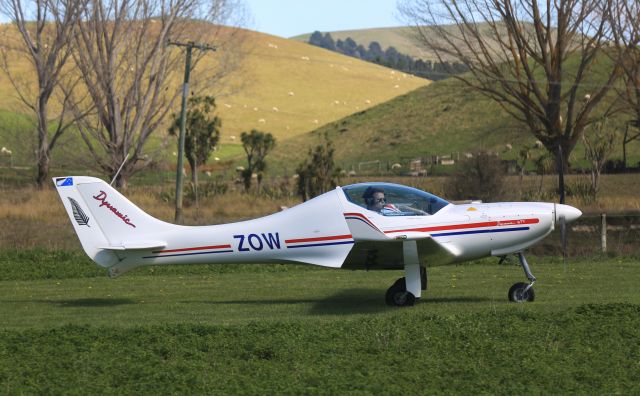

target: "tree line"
[307,31,468,80]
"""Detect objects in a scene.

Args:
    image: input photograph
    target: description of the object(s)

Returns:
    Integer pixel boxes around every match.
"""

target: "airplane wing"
[341,236,457,270]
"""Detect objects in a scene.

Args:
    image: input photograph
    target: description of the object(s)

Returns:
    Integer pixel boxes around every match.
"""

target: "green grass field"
[1,249,639,393]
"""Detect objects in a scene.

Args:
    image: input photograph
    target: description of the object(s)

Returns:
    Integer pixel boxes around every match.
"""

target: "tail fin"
[53,176,169,270]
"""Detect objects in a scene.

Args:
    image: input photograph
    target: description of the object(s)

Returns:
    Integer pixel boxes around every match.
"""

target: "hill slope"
[0,23,429,146]
[268,66,637,175]
[268,77,519,173]
[211,29,429,143]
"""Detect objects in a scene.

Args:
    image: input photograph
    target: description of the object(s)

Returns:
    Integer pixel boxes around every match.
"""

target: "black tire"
[385,278,416,307]
[508,282,535,302]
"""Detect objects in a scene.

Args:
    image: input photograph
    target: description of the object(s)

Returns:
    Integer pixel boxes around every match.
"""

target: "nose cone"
[555,204,582,224]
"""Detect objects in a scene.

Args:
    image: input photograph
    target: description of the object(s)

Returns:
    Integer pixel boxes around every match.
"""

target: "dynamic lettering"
[92,190,136,228]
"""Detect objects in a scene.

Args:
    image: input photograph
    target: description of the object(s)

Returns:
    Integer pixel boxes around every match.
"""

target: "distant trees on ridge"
[307,31,468,80]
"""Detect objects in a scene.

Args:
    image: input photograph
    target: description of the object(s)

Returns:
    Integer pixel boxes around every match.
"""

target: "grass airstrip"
[1,249,639,393]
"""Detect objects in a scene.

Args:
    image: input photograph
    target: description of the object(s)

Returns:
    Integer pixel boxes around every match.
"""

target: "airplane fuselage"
[54,177,582,305]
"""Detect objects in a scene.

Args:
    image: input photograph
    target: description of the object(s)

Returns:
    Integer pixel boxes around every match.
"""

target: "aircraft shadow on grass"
[183,289,492,316]
[308,291,493,315]
[26,298,136,307]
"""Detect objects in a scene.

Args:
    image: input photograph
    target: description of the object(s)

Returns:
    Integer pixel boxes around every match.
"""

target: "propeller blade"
[560,215,567,269]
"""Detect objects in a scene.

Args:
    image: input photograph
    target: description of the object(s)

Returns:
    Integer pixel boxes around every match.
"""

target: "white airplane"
[53,176,582,306]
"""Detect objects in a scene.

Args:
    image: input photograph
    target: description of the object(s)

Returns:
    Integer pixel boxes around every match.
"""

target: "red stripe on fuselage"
[384,218,540,234]
[343,212,381,230]
[285,234,353,244]
[153,244,232,254]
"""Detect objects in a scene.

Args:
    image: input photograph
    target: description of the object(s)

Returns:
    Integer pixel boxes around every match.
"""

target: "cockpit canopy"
[341,182,449,216]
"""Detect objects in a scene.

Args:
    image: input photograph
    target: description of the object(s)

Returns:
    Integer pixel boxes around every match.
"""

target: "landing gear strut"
[386,241,427,307]
[508,252,536,302]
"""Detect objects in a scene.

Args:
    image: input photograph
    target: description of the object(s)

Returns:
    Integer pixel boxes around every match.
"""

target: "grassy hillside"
[0,23,429,164]
[268,78,520,173]
[268,55,639,175]
[211,29,428,142]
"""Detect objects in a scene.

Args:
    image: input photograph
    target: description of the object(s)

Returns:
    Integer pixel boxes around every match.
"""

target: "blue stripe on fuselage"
[286,241,355,249]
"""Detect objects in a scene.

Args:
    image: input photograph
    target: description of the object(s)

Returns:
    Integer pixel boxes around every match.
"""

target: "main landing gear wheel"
[508,282,535,302]
[385,277,416,307]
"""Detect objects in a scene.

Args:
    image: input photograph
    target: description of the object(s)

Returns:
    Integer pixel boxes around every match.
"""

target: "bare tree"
[69,0,243,188]
[0,0,83,188]
[400,0,625,200]
[610,0,640,170]
[582,117,616,200]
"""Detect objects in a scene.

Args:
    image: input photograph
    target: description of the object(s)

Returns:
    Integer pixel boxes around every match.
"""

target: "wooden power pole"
[168,41,216,224]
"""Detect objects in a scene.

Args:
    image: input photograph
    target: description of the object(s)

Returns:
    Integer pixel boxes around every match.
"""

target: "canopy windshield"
[341,183,449,216]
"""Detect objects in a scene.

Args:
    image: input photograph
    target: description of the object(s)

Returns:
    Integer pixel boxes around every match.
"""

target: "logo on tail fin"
[92,190,136,228]
[68,197,90,227]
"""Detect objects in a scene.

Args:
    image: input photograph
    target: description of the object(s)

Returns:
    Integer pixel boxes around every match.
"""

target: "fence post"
[600,213,607,253]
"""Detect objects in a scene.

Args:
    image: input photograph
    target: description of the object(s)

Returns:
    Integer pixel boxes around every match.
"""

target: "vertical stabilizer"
[53,176,171,269]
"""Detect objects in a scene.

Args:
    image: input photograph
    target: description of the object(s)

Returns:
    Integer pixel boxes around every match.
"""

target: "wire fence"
[530,214,640,256]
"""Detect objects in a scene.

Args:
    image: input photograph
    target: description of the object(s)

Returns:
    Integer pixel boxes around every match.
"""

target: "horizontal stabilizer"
[99,241,167,251]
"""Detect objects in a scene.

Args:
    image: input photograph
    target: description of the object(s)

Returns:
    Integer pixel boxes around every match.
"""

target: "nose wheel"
[508,252,536,303]
[508,282,535,302]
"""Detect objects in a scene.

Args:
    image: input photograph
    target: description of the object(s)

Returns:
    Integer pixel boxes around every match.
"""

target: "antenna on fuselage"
[110,153,130,187]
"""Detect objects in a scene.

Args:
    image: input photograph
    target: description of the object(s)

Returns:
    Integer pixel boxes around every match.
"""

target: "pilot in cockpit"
[363,186,401,214]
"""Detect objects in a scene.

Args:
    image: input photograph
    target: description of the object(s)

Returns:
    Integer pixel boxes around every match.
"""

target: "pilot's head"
[363,186,386,212]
